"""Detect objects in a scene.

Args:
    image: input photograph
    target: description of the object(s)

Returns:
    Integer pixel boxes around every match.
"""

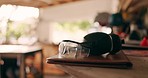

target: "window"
[0,4,39,45]
[51,20,91,44]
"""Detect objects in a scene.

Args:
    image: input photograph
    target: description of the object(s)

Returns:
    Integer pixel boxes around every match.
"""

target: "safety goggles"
[58,40,90,59]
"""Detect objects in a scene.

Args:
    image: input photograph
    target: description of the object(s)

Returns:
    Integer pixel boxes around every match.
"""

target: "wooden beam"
[0,0,82,8]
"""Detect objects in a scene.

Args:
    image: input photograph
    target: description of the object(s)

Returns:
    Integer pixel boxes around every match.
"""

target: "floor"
[44,74,71,78]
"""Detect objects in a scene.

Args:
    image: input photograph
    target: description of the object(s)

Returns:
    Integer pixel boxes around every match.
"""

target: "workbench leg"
[20,55,25,78]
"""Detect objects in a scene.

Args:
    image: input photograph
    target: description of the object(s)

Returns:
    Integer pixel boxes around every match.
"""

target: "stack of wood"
[119,0,148,21]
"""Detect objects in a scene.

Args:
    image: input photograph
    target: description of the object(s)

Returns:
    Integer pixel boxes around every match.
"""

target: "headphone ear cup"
[109,34,122,54]
[83,32,113,55]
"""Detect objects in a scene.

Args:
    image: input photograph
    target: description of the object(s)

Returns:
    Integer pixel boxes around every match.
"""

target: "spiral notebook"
[46,51,133,69]
[122,44,148,50]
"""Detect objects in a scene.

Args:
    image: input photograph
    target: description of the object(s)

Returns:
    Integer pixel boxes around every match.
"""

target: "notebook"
[47,51,132,69]
[122,44,148,50]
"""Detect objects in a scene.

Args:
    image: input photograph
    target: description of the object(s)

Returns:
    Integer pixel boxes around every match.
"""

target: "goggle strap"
[108,35,113,52]
[62,40,80,44]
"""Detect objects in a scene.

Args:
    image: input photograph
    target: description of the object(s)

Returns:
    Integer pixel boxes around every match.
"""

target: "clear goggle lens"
[58,41,90,59]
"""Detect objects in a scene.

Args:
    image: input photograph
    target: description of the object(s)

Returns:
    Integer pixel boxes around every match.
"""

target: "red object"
[116,32,127,40]
[140,37,148,46]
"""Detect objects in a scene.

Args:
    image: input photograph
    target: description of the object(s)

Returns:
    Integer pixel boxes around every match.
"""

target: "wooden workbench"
[55,56,148,78]
[0,45,43,78]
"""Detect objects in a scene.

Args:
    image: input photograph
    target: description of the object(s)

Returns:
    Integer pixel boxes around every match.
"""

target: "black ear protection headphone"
[60,32,122,56]
[82,32,122,55]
